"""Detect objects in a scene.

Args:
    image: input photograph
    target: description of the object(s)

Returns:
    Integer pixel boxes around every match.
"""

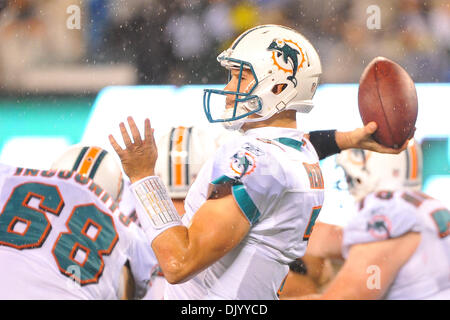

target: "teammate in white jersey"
[109,25,411,300]
[0,147,156,299]
[303,141,450,299]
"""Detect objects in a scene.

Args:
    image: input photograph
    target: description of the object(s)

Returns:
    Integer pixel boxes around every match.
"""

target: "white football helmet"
[336,140,423,202]
[155,126,217,199]
[203,24,322,131]
[51,145,124,201]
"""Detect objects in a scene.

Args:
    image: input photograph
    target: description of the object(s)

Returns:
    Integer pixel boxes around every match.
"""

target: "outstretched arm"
[334,122,412,154]
[307,122,412,160]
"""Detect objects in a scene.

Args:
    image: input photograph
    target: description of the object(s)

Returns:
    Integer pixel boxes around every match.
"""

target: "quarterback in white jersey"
[0,159,156,299]
[166,127,324,299]
[305,142,450,299]
[109,25,411,300]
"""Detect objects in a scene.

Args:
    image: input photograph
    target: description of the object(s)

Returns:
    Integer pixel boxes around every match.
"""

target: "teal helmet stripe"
[185,127,193,185]
[88,150,107,180]
[231,25,271,49]
[72,146,89,171]
[405,147,410,180]
[168,127,176,187]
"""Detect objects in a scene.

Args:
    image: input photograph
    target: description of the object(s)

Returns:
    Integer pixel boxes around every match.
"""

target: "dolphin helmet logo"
[267,38,306,87]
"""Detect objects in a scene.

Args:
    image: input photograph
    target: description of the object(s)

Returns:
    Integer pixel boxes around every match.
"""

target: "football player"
[109,24,411,299]
[0,146,156,299]
[302,141,450,299]
[51,145,125,202]
[51,145,156,300]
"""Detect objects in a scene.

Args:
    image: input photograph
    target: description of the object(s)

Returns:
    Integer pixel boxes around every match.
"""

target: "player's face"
[223,68,255,110]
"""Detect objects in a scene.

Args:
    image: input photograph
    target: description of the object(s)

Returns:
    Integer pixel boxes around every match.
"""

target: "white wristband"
[131,176,182,244]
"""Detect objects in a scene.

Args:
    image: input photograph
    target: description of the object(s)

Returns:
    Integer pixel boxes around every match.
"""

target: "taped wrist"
[131,176,182,244]
[308,130,341,160]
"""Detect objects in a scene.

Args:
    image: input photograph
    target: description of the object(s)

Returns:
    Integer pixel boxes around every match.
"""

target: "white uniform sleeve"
[210,141,287,225]
[118,180,137,219]
[126,223,159,299]
[342,192,421,258]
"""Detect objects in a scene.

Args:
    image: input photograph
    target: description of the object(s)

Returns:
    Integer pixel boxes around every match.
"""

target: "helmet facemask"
[337,141,423,203]
[203,54,263,131]
[337,152,380,203]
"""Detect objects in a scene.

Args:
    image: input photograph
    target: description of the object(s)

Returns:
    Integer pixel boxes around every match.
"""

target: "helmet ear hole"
[272,83,287,95]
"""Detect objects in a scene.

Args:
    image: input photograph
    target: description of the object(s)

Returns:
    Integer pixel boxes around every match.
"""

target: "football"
[358,56,418,148]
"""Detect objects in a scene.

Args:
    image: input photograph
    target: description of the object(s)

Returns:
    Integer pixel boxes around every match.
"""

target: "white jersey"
[0,164,157,300]
[118,181,166,300]
[342,190,450,300]
[140,265,166,300]
[164,127,325,300]
[118,179,138,221]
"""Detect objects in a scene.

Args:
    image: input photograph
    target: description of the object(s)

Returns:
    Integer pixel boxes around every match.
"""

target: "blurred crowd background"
[0,0,449,208]
[0,0,449,93]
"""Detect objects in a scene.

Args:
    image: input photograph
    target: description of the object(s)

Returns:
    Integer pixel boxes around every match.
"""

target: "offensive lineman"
[109,25,410,300]
[51,145,162,299]
[303,141,450,299]
[0,146,156,299]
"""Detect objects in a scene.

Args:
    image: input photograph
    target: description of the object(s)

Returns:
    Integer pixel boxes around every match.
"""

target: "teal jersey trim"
[232,183,260,225]
[274,137,304,152]
[431,209,450,238]
[211,175,235,185]
[210,176,260,224]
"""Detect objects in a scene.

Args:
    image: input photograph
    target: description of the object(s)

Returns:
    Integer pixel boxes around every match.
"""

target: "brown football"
[358,56,418,148]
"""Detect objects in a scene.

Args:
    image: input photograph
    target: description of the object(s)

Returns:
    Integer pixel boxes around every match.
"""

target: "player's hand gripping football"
[336,121,414,154]
[109,116,158,183]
